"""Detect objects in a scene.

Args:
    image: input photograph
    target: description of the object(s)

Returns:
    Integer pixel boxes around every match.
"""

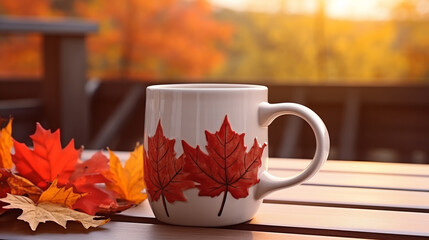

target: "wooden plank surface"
[76,152,429,239]
[269,158,429,176]
[81,152,429,210]
[267,159,429,191]
[117,200,429,239]
[265,185,429,211]
[270,168,429,191]
[251,203,429,238]
[0,210,353,240]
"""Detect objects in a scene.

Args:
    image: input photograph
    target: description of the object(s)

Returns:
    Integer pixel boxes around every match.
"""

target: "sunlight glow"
[325,0,398,20]
[209,0,427,20]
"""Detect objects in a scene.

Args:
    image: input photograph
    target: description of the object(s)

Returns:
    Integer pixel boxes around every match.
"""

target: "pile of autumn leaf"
[0,119,147,230]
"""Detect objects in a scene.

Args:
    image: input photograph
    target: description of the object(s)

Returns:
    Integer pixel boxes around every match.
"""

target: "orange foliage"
[0,35,42,78]
[0,0,56,16]
[75,0,233,79]
[0,0,62,78]
[0,0,232,79]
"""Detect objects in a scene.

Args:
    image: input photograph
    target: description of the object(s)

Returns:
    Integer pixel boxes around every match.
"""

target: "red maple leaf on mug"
[182,116,266,216]
[144,121,195,217]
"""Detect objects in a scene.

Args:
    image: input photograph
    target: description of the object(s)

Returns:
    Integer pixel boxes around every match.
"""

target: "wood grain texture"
[265,185,429,211]
[269,159,429,176]
[72,152,429,239]
[270,169,429,191]
[250,203,429,237]
[117,196,429,238]
[0,210,348,240]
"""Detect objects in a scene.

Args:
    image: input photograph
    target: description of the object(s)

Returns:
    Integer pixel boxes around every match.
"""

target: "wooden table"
[1,154,428,239]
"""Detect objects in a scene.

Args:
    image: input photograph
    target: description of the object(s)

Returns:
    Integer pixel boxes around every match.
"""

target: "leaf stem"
[218,122,229,217]
[162,194,169,217]
[218,189,227,216]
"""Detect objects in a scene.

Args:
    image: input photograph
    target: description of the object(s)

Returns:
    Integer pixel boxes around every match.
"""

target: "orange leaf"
[0,119,13,169]
[12,123,80,189]
[2,169,43,203]
[106,145,147,204]
[39,178,85,209]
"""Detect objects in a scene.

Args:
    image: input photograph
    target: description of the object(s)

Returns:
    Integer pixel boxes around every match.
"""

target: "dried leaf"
[0,193,110,231]
[106,145,147,204]
[0,119,13,169]
[182,115,266,216]
[39,178,85,209]
[12,123,81,189]
[3,168,43,202]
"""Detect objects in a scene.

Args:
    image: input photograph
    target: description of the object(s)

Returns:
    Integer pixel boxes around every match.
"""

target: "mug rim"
[147,83,267,91]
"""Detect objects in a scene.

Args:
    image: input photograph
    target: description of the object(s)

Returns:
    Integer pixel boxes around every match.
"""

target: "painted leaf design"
[68,152,118,215]
[0,194,109,231]
[182,116,266,216]
[106,144,147,205]
[0,119,13,169]
[144,121,195,217]
[12,123,80,189]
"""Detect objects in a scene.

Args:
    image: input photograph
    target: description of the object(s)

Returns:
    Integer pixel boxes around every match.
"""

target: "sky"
[208,0,413,20]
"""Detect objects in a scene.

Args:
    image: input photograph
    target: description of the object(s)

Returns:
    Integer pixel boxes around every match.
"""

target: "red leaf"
[68,152,119,215]
[182,116,266,216]
[144,121,195,217]
[72,184,119,215]
[69,151,111,186]
[0,169,12,214]
[12,123,80,189]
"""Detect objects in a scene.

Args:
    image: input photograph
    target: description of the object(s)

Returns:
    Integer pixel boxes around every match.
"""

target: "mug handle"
[254,102,330,199]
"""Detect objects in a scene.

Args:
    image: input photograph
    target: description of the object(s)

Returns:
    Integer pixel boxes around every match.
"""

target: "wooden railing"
[267,84,429,163]
[0,17,98,146]
[1,79,429,164]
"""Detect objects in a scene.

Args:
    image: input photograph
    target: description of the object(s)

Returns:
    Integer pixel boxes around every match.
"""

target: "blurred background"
[0,0,428,163]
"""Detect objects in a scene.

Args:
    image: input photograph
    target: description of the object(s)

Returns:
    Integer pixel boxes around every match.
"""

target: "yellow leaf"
[38,178,85,208]
[106,144,147,204]
[0,119,13,169]
[0,194,109,231]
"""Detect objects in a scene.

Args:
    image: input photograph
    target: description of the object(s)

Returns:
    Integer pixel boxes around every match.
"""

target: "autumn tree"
[212,7,428,84]
[0,0,61,78]
[74,0,233,80]
[0,0,232,80]
[2,0,429,83]
[391,0,429,82]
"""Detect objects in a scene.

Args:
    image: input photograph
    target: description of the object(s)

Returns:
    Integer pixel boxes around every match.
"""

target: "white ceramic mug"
[143,84,329,226]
